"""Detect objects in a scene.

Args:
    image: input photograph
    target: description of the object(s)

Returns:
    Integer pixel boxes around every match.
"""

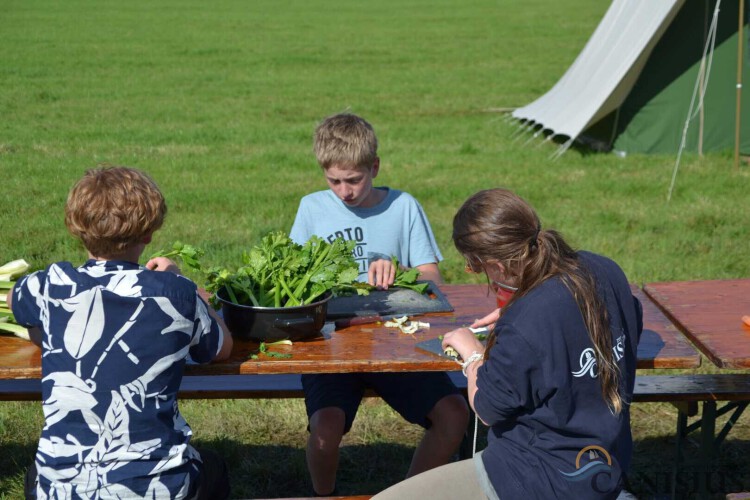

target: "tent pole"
[700,0,710,156]
[735,0,745,170]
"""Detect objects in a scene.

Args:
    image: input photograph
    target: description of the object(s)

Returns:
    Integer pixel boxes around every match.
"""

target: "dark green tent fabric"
[585,0,749,155]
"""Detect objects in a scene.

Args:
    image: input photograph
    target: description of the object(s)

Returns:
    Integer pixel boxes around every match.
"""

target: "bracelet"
[461,351,484,376]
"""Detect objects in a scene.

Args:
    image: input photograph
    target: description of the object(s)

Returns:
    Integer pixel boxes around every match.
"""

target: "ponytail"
[453,189,623,414]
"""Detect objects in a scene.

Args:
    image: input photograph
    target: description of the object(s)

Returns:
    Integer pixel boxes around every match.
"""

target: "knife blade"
[334,313,422,330]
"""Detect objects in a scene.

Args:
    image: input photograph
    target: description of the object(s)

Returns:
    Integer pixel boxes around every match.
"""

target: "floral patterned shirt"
[11,260,223,499]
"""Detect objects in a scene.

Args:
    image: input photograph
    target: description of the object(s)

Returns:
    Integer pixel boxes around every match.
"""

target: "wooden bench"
[3,374,748,457]
[254,497,371,500]
[4,372,748,457]
[2,373,748,498]
[3,372,748,403]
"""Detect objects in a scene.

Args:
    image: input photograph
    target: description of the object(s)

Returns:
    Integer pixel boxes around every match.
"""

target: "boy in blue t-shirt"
[290,113,469,496]
[8,166,233,499]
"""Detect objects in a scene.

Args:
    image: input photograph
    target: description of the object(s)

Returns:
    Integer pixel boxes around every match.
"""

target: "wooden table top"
[644,279,750,369]
[0,284,699,379]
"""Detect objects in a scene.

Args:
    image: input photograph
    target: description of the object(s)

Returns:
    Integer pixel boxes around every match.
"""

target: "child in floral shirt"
[8,166,233,499]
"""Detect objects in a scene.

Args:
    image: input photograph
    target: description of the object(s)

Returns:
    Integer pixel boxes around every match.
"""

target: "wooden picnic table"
[644,279,750,369]
[643,279,750,498]
[0,284,699,379]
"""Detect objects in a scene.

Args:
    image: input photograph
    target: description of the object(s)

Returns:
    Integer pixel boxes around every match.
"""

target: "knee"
[429,394,470,437]
[309,407,346,450]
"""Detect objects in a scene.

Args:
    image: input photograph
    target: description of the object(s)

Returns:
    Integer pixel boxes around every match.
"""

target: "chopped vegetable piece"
[382,316,428,334]
[249,340,294,359]
[400,323,418,334]
[443,346,459,359]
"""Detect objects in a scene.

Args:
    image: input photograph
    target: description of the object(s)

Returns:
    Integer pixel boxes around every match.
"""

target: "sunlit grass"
[1,0,749,497]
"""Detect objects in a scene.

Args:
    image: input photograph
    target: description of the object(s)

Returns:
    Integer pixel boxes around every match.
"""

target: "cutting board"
[415,337,456,360]
[415,334,488,361]
[326,281,453,319]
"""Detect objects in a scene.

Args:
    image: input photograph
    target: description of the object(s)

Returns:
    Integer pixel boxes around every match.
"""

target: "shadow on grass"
[4,433,748,499]
[193,436,416,498]
[630,435,750,500]
[0,440,35,492]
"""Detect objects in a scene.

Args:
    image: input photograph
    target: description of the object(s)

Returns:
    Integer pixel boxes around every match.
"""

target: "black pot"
[215,289,331,342]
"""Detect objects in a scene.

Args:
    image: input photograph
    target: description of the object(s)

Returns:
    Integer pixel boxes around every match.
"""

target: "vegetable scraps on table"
[383,315,430,334]
[249,339,293,359]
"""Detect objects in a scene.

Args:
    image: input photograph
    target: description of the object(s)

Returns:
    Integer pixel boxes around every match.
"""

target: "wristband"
[461,351,484,376]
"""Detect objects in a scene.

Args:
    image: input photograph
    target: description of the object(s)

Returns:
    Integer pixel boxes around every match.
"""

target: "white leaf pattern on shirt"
[62,287,105,360]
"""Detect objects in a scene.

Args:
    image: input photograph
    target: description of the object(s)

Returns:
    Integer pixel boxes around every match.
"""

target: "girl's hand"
[442,327,485,361]
[471,308,500,331]
[145,257,181,274]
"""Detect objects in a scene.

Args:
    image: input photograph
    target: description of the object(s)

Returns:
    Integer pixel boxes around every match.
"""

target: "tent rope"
[550,137,574,160]
[668,0,722,201]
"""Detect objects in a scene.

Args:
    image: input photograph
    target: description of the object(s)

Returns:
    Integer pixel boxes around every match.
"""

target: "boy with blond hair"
[8,166,232,499]
[290,113,469,496]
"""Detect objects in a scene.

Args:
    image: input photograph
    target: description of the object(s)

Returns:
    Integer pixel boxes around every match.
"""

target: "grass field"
[1,0,749,498]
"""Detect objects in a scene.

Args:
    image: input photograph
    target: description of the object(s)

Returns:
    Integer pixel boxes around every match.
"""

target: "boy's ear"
[371,157,380,178]
[142,234,153,245]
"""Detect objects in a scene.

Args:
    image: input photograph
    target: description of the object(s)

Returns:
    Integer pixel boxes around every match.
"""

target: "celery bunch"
[0,259,31,340]
[151,232,363,309]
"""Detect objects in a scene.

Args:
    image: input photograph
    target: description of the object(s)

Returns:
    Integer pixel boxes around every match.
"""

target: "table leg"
[671,408,688,499]
[697,401,717,499]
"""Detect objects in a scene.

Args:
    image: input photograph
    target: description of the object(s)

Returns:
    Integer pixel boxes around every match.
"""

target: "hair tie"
[530,225,541,249]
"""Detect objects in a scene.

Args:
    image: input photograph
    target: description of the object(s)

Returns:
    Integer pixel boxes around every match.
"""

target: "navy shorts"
[302,371,461,434]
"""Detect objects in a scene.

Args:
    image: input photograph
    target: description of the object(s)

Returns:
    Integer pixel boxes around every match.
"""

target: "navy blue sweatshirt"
[474,252,643,499]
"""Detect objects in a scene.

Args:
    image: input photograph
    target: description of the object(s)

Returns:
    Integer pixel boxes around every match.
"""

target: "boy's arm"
[5,284,43,347]
[145,256,233,361]
[416,263,442,284]
[207,306,233,361]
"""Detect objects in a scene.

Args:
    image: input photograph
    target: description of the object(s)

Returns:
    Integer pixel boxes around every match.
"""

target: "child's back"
[16,260,219,496]
[10,166,231,499]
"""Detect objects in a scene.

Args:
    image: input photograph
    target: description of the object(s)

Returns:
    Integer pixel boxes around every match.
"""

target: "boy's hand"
[368,258,396,290]
[145,257,181,275]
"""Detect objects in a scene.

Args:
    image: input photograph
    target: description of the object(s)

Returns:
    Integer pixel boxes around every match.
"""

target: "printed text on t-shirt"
[326,227,367,275]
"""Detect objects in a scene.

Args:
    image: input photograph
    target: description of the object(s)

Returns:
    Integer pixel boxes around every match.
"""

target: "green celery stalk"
[276,276,298,307]
[0,321,30,340]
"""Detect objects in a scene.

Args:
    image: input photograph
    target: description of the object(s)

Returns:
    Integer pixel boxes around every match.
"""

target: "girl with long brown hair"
[374,188,642,499]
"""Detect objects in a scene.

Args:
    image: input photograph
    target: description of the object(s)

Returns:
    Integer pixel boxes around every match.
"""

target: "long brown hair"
[452,188,622,414]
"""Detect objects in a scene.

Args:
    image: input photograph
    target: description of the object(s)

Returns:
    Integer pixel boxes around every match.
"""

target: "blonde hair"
[313,113,378,170]
[65,166,167,258]
[453,188,623,414]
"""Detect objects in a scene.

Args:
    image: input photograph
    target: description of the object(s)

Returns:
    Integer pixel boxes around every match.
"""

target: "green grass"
[1,0,749,497]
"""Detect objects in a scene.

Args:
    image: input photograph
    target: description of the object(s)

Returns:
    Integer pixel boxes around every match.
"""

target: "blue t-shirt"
[474,252,643,499]
[289,188,442,280]
[11,260,223,499]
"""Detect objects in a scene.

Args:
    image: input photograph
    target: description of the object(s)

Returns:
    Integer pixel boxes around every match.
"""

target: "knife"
[334,313,422,330]
[415,327,489,359]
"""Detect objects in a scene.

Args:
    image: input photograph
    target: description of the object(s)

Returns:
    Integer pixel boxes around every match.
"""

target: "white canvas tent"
[512,0,748,159]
